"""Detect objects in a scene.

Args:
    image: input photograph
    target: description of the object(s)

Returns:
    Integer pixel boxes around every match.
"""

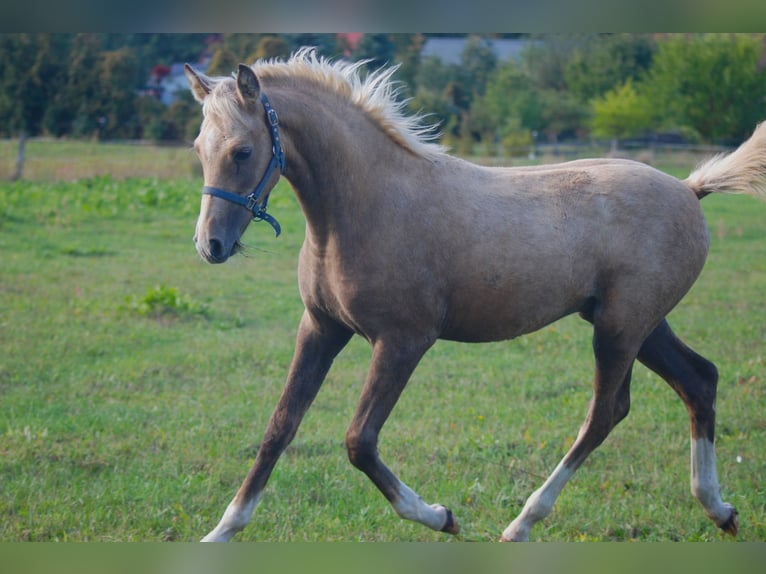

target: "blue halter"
[202,93,285,237]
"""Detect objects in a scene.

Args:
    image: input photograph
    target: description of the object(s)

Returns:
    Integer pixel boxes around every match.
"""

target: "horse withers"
[184,49,766,541]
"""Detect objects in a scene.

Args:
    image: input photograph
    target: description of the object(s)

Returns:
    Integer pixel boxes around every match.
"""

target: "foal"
[184,50,766,541]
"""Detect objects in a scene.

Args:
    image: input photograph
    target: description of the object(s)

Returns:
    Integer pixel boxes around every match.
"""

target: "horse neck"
[269,84,419,247]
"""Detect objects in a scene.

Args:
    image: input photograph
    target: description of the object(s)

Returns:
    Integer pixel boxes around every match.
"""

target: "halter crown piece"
[201,93,285,237]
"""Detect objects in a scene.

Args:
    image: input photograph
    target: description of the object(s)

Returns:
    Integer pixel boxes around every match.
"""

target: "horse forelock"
[201,80,249,129]
[208,47,447,159]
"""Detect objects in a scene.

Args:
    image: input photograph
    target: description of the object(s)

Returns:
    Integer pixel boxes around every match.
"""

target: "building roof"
[420,37,531,65]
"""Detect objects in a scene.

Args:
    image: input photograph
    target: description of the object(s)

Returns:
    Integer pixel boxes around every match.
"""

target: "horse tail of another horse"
[684,121,766,200]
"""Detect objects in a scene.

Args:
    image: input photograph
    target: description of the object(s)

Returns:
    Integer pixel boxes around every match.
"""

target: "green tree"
[352,33,398,71]
[0,33,69,179]
[97,46,140,139]
[389,34,425,93]
[206,46,239,76]
[457,35,497,99]
[642,34,766,142]
[484,60,543,138]
[251,35,292,62]
[284,34,342,58]
[408,52,456,142]
[538,89,588,144]
[590,79,653,152]
[135,94,168,141]
[564,34,655,103]
[521,35,580,92]
[414,55,455,95]
[65,34,106,138]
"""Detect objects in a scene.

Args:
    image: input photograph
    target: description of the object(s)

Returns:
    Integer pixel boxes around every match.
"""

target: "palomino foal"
[184,50,766,541]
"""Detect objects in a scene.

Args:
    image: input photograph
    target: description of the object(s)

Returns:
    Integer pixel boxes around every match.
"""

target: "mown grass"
[0,142,764,542]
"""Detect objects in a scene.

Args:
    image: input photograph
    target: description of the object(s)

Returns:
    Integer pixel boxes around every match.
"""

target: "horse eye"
[233,147,252,161]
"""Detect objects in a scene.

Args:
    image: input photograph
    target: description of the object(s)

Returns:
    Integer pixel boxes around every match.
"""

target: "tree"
[97,46,140,139]
[484,60,543,136]
[457,35,497,99]
[352,33,399,72]
[564,34,655,103]
[0,33,69,179]
[590,79,652,152]
[414,55,455,95]
[521,35,581,92]
[283,34,342,58]
[538,89,588,145]
[641,34,766,142]
[389,34,425,93]
[64,34,106,138]
[206,45,239,76]
[252,35,292,62]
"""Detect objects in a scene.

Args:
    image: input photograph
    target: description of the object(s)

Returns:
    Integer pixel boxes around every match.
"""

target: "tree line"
[2,33,766,159]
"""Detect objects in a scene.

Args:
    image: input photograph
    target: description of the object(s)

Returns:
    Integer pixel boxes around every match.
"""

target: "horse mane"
[225,48,447,159]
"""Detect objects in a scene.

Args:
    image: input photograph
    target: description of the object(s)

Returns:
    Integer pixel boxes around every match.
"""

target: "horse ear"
[236,64,261,105]
[184,64,215,104]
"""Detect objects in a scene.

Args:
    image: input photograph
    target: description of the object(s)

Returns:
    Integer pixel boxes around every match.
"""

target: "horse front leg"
[345,336,459,535]
[201,310,352,542]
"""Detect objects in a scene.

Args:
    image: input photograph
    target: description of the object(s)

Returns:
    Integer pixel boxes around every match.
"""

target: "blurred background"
[3,33,766,181]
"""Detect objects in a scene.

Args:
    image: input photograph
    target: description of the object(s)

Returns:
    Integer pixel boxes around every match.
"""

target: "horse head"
[185,63,284,264]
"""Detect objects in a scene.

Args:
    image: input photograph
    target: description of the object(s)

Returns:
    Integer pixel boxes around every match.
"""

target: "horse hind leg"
[637,319,738,535]
[501,320,639,541]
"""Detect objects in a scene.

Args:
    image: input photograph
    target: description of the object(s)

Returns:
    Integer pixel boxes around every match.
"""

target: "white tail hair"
[684,121,766,199]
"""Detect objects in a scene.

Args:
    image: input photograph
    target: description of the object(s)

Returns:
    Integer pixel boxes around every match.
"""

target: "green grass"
[0,147,764,542]
[0,139,199,181]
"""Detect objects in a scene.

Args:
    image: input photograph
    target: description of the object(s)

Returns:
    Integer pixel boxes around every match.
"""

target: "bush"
[125,285,209,320]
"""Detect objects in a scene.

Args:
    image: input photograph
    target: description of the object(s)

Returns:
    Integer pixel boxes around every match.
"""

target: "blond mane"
[206,48,447,159]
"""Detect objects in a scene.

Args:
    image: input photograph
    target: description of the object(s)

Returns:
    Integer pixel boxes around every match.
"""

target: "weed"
[124,284,209,320]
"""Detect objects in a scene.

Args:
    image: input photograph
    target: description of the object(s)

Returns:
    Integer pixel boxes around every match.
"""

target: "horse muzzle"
[194,232,243,264]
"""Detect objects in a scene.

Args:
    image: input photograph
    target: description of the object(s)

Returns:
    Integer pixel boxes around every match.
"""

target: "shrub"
[125,284,208,320]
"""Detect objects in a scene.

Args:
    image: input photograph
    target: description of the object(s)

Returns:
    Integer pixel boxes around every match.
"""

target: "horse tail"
[684,121,766,200]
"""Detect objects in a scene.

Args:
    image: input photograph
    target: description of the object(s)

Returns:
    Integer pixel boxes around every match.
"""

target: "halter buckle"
[267,108,279,127]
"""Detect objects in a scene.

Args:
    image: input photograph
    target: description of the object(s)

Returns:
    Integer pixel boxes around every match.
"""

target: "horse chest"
[298,249,446,339]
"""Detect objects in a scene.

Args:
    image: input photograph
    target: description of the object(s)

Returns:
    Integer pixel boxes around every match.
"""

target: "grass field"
[1,140,764,542]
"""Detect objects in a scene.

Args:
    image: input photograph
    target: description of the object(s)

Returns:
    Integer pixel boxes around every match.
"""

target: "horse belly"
[441,274,587,343]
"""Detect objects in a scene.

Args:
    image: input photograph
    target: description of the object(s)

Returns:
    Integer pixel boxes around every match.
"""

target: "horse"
[184,48,766,542]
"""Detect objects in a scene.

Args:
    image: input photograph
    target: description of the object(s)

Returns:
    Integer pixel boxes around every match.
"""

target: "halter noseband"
[201,93,285,237]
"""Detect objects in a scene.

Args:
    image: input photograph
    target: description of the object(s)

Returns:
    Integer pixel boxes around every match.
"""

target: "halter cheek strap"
[202,93,285,237]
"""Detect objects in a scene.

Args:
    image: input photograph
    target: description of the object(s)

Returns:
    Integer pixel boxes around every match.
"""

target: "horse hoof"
[718,506,739,536]
[499,533,526,542]
[440,507,460,535]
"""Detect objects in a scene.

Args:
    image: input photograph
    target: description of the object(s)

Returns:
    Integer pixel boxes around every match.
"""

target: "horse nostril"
[209,238,225,260]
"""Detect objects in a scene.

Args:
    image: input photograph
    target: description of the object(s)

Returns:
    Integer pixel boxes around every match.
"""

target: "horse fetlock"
[201,495,259,542]
[201,526,238,542]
